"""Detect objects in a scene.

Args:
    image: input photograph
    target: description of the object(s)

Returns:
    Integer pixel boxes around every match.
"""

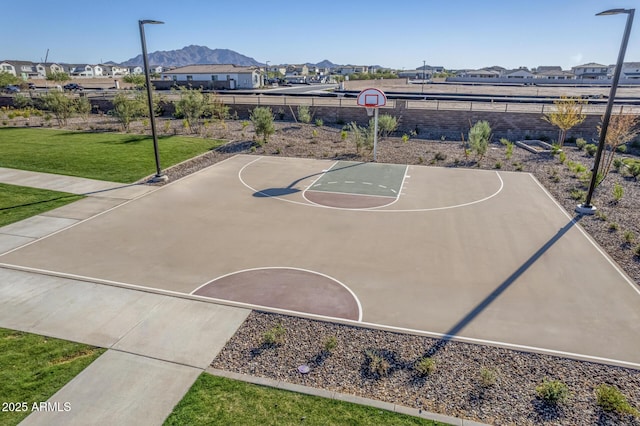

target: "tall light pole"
[421,59,426,94]
[577,8,634,214]
[139,19,167,183]
[265,60,270,86]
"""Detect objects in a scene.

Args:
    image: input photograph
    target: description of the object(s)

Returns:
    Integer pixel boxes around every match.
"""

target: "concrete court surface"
[1,154,640,367]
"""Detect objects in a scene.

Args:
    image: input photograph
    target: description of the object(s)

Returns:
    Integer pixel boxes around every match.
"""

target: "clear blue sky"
[3,0,640,70]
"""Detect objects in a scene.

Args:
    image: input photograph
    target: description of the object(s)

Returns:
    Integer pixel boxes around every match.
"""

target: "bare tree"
[597,109,640,181]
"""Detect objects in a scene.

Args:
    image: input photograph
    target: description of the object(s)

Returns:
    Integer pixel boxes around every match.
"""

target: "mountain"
[312,59,338,68]
[119,45,262,67]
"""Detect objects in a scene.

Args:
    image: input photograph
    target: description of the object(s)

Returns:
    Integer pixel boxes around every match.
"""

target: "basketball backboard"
[356,88,387,107]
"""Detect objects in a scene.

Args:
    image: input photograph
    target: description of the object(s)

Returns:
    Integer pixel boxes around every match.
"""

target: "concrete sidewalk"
[1,266,250,425]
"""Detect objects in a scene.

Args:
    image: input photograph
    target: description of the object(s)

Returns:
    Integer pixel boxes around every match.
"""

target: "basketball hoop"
[365,107,375,117]
[357,88,387,162]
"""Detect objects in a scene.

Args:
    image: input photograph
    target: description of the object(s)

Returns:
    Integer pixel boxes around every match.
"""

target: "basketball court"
[1,154,639,367]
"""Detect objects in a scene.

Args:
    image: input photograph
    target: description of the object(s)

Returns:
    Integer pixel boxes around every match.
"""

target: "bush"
[372,114,398,139]
[558,151,567,164]
[297,105,311,124]
[596,384,639,416]
[468,120,491,162]
[624,230,636,244]
[609,222,619,232]
[494,161,502,169]
[613,158,624,172]
[618,144,627,153]
[402,134,409,143]
[576,138,587,150]
[364,349,390,377]
[613,182,624,202]
[323,336,338,353]
[585,144,598,156]
[634,244,640,257]
[315,118,323,127]
[340,130,348,141]
[536,379,570,405]
[570,189,586,201]
[262,324,286,346]
[415,357,436,377]
[434,152,447,162]
[479,367,497,387]
[250,106,275,144]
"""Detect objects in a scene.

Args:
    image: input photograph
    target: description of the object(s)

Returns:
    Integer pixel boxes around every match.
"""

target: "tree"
[174,87,207,133]
[0,71,20,87]
[597,111,640,181]
[542,96,586,146]
[468,120,491,163]
[250,106,275,144]
[75,96,92,122]
[46,72,70,83]
[111,93,145,131]
[40,91,75,126]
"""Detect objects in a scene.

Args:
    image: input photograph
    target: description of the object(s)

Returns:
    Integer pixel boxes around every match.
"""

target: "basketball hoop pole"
[373,107,379,162]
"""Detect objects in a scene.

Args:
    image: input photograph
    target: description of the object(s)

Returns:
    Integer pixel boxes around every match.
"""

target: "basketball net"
[365,107,375,117]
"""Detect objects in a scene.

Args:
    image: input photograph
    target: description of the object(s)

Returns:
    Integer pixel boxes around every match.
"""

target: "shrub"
[596,384,639,416]
[364,349,390,377]
[551,143,562,155]
[323,336,338,353]
[262,323,286,346]
[297,105,311,124]
[494,161,502,169]
[618,144,627,153]
[558,151,567,164]
[613,182,624,202]
[250,106,275,144]
[595,210,607,221]
[402,134,409,143]
[536,379,570,405]
[434,152,447,162]
[415,357,436,377]
[479,367,497,387]
[634,244,640,258]
[468,120,491,162]
[623,230,636,244]
[570,189,586,202]
[315,118,323,127]
[576,138,587,150]
[613,158,624,172]
[372,114,398,139]
[340,130,348,141]
[585,144,598,156]
[609,222,619,232]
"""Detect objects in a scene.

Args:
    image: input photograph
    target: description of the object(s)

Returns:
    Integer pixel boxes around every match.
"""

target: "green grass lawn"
[0,328,105,426]
[0,183,83,227]
[0,128,224,183]
[164,373,447,426]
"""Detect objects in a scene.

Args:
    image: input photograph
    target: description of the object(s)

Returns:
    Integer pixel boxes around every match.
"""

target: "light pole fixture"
[422,59,426,94]
[577,8,634,214]
[139,19,168,183]
[265,60,270,86]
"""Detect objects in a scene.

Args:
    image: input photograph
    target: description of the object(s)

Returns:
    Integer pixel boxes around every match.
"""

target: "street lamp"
[421,59,426,94]
[139,19,167,183]
[576,8,634,214]
[265,61,270,86]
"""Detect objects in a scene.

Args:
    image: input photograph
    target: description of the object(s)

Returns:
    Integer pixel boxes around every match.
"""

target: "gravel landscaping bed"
[212,311,640,425]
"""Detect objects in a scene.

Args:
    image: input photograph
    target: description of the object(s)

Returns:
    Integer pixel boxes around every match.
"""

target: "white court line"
[2,261,638,369]
[305,189,396,199]
[529,174,640,297]
[190,266,363,322]
[238,158,504,212]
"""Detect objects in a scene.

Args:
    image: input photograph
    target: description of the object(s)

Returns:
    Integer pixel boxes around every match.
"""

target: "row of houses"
[0,60,165,79]
[454,63,640,80]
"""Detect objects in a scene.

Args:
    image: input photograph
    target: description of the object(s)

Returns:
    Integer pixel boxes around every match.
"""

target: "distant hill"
[119,45,262,67]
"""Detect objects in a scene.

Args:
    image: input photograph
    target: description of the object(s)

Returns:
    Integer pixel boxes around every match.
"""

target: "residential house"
[607,62,640,79]
[34,63,65,78]
[162,64,262,89]
[335,65,369,75]
[0,60,38,78]
[535,69,575,80]
[571,63,609,79]
[455,69,500,78]
[267,65,286,76]
[504,68,535,79]
[130,66,144,75]
[285,64,309,76]
[68,64,94,77]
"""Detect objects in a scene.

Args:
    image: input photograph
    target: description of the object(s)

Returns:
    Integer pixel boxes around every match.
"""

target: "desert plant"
[576,137,587,150]
[373,114,398,139]
[434,152,447,162]
[613,158,624,172]
[315,118,323,127]
[597,111,640,181]
[558,151,567,164]
[494,161,502,169]
[634,244,640,257]
[609,222,620,232]
[595,210,608,221]
[542,96,587,146]
[596,384,639,416]
[250,106,275,144]
[479,367,497,387]
[415,357,436,377]
[585,144,598,157]
[323,336,338,353]
[551,142,562,155]
[262,323,286,346]
[13,94,32,109]
[40,91,76,127]
[402,134,409,143]
[536,378,570,405]
[340,130,348,141]
[570,189,586,201]
[623,230,636,244]
[468,120,491,163]
[618,144,628,153]
[613,182,624,202]
[110,92,146,131]
[297,105,312,124]
[364,349,390,377]
[625,159,640,179]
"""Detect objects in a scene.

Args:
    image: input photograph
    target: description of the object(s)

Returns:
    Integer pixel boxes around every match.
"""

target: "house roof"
[165,64,259,74]
[536,69,574,77]
[535,66,562,72]
[572,62,607,69]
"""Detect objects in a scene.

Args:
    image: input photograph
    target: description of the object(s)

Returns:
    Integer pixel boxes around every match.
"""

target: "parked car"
[3,85,20,93]
[28,82,36,90]
[63,83,84,91]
